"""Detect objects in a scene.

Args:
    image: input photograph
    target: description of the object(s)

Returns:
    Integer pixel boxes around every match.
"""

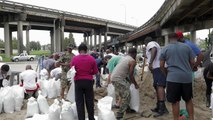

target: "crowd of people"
[1,31,213,120]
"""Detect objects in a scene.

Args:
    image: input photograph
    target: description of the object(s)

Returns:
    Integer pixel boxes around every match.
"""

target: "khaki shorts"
[61,71,70,89]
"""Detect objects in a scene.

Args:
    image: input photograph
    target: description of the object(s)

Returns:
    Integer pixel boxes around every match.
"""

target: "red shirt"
[70,54,98,81]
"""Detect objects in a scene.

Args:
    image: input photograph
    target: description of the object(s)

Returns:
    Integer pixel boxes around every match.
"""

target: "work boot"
[116,112,124,120]
[206,95,211,107]
[151,101,159,113]
[153,101,168,117]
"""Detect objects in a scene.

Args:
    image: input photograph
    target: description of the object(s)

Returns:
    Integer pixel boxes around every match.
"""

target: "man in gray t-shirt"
[160,33,195,120]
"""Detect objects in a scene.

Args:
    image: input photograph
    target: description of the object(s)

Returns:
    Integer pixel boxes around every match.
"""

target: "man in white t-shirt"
[20,65,38,98]
[145,37,168,117]
[0,63,11,88]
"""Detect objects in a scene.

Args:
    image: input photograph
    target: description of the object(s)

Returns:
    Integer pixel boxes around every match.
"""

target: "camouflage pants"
[112,80,130,115]
[61,71,69,89]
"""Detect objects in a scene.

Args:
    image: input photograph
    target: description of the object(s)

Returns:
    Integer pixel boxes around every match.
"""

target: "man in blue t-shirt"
[176,31,204,71]
[160,33,195,120]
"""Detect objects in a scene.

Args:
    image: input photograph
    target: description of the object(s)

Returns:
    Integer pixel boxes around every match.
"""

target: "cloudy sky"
[0,0,211,45]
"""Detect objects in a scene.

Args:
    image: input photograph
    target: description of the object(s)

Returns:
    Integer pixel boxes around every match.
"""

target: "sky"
[0,0,211,46]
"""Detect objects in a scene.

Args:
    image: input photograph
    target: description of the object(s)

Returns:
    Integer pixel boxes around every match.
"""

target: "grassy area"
[0,54,11,62]
[30,50,51,56]
[0,50,51,62]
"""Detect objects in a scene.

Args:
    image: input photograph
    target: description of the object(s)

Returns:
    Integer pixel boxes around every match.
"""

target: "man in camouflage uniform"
[58,44,75,99]
[111,48,139,120]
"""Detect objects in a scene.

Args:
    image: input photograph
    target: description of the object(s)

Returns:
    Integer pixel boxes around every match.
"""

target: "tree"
[184,33,191,40]
[29,41,41,50]
[0,39,4,48]
[63,33,76,50]
[12,37,18,49]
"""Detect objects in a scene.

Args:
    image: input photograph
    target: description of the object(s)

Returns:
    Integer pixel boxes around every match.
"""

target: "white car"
[11,53,36,62]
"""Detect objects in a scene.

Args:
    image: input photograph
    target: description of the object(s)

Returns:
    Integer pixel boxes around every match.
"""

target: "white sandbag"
[101,74,109,81]
[2,87,15,113]
[25,114,49,120]
[61,100,75,120]
[71,102,78,120]
[12,85,25,111]
[129,84,140,112]
[40,69,49,80]
[55,79,61,97]
[195,68,203,79]
[37,91,49,114]
[33,114,49,120]
[2,79,9,87]
[70,66,76,81]
[26,97,39,117]
[47,79,57,99]
[48,99,61,120]
[66,79,75,102]
[107,84,116,105]
[86,116,98,120]
[37,79,49,97]
[97,96,116,120]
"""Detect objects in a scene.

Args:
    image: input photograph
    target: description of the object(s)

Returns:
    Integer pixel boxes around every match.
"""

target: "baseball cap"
[176,31,183,39]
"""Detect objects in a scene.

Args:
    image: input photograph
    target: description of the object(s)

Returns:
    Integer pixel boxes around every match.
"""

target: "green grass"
[0,50,51,62]
[0,54,11,62]
[30,50,51,56]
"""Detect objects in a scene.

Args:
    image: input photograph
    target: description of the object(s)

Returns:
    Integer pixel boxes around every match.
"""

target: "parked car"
[11,53,36,62]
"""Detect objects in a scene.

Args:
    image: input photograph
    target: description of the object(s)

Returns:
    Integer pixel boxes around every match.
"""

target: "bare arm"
[160,60,167,76]
[207,72,213,80]
[148,47,157,72]
[129,60,139,89]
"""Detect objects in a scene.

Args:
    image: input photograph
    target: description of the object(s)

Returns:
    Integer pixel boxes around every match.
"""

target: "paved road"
[6,61,38,72]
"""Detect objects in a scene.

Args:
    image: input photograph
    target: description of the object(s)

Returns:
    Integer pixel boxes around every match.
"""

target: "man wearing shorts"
[144,37,168,117]
[58,44,75,99]
[160,33,195,120]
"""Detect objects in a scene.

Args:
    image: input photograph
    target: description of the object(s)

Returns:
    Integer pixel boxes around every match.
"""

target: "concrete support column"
[87,36,89,48]
[4,22,11,57]
[50,30,54,53]
[54,19,61,52]
[99,33,102,52]
[83,34,87,44]
[190,31,196,43]
[94,32,97,51]
[61,19,65,51]
[165,35,169,46]
[90,34,93,50]
[26,26,30,55]
[9,31,12,55]
[104,32,107,51]
[17,21,23,54]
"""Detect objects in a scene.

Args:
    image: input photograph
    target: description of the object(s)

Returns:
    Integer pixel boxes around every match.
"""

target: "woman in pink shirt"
[70,43,98,120]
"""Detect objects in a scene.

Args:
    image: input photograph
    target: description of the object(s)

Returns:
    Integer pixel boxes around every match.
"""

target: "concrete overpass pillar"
[83,33,87,44]
[99,33,102,52]
[61,19,65,51]
[9,31,12,55]
[54,19,61,52]
[17,21,23,54]
[50,30,54,53]
[4,22,11,57]
[26,26,30,55]
[90,34,93,50]
[104,32,107,51]
[94,32,97,51]
[190,31,196,43]
[165,35,169,46]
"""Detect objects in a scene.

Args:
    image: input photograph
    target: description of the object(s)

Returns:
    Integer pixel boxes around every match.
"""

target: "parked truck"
[11,53,36,62]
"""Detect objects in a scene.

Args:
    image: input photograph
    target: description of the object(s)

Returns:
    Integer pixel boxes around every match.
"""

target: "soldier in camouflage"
[58,44,75,99]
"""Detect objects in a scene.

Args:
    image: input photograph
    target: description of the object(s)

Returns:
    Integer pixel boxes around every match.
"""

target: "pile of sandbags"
[0,85,25,114]
[25,98,79,120]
